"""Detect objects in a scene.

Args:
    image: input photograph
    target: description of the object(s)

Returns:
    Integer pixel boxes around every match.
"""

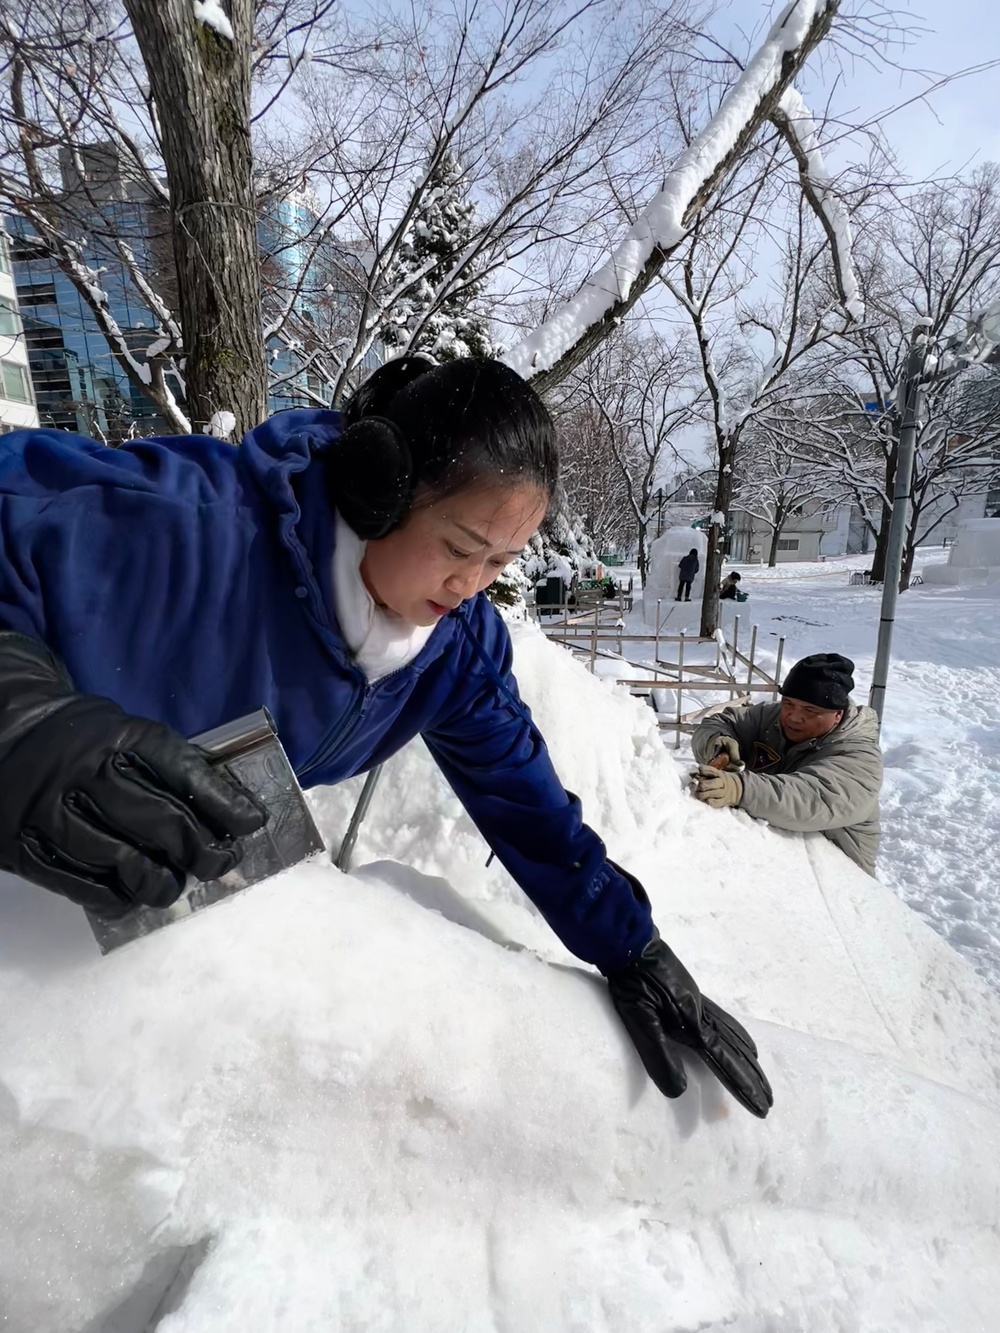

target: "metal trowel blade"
[87,709,325,954]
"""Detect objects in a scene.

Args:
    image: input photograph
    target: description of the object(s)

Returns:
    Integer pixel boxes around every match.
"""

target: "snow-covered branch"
[770,87,863,321]
[504,0,839,387]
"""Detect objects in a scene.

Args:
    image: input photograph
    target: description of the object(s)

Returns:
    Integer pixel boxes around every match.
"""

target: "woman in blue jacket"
[0,356,770,1117]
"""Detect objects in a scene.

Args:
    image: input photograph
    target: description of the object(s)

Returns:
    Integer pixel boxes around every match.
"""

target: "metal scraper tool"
[86,709,325,954]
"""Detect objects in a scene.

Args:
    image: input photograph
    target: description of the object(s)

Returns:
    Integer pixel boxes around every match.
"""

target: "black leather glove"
[605,867,772,1118]
[0,632,266,917]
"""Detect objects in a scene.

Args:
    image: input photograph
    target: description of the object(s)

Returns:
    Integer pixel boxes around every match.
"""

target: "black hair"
[689,548,698,556]
[332,356,558,539]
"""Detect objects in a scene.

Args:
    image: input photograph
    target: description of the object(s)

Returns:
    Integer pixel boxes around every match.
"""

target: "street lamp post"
[868,302,1000,725]
[868,332,927,724]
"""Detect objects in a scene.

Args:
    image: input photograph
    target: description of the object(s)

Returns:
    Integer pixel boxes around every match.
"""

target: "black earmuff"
[326,416,414,540]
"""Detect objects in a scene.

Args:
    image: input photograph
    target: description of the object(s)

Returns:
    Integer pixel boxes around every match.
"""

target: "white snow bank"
[2,624,1000,1328]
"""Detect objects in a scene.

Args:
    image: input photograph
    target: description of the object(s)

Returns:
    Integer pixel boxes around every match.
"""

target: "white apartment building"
[0,228,38,431]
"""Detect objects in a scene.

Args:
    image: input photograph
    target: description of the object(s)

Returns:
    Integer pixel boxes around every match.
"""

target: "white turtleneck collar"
[331,511,437,682]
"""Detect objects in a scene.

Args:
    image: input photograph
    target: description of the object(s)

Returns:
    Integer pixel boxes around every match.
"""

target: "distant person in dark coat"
[676,549,699,602]
[720,571,742,600]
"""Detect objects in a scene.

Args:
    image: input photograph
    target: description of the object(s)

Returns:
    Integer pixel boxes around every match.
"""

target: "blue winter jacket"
[0,413,653,973]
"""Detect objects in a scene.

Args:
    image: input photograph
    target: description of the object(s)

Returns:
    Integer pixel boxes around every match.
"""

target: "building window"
[777,538,800,552]
[0,297,21,338]
[1,359,32,402]
[17,282,57,308]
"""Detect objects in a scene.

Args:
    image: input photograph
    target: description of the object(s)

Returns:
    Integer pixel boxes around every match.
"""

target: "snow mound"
[2,624,1000,1329]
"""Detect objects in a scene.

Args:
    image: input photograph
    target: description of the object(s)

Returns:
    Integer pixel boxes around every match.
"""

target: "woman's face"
[360,483,548,626]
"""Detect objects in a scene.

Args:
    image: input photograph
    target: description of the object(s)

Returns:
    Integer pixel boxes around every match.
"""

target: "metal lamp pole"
[868,332,928,724]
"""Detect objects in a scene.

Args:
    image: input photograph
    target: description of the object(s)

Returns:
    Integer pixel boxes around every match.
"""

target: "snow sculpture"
[921,518,1000,587]
[642,526,708,621]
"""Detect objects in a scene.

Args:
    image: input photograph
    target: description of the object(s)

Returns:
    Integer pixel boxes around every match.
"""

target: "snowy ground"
[2,599,1000,1329]
[645,548,1000,992]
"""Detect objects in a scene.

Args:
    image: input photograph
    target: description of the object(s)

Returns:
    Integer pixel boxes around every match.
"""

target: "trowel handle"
[708,752,731,771]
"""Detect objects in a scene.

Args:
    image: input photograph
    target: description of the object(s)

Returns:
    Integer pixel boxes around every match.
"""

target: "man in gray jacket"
[691,653,883,874]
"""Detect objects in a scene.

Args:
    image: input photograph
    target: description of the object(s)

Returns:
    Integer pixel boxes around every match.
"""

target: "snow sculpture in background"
[921,519,1000,589]
[642,526,708,622]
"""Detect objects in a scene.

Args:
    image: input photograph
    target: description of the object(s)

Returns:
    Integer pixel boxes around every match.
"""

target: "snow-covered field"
[2,576,1000,1330]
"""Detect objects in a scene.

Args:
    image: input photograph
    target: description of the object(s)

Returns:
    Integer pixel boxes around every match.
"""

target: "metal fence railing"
[529,590,783,748]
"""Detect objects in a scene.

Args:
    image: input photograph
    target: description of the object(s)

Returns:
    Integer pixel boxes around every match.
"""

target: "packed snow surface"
[2,610,999,1329]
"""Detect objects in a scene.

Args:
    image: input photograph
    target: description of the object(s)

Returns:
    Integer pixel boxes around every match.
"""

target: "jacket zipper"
[298,685,365,783]
[295,661,416,783]
[297,609,471,783]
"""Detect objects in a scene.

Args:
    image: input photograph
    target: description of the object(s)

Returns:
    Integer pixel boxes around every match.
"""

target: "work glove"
[0,632,266,918]
[707,734,744,769]
[608,928,772,1118]
[605,866,772,1118]
[693,764,743,809]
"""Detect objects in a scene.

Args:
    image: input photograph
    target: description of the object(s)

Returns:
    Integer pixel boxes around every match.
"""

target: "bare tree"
[554,399,635,557]
[0,0,347,434]
[663,167,855,633]
[563,330,704,580]
[733,414,847,565]
[0,0,721,423]
[503,0,849,389]
[303,0,717,402]
[793,169,1000,587]
[124,0,265,433]
[0,0,865,459]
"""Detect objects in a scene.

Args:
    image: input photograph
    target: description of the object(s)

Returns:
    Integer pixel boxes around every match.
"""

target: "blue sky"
[727,0,1000,179]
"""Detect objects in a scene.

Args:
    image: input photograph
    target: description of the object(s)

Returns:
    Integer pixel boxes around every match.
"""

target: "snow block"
[642,526,708,622]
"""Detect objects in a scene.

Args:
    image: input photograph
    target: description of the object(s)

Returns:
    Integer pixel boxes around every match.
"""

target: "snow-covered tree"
[774,169,1000,589]
[663,168,857,635]
[488,495,598,614]
[733,417,846,566]
[0,0,864,446]
[380,151,494,362]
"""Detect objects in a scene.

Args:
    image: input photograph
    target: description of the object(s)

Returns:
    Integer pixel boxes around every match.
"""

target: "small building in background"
[727,498,838,564]
[0,227,39,432]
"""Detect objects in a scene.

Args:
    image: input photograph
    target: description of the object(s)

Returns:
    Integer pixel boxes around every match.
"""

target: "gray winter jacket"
[691,700,883,875]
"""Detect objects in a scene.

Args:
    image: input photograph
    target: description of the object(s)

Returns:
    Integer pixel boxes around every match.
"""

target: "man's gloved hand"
[707,734,744,769]
[693,764,743,809]
[0,632,266,918]
[608,930,773,1118]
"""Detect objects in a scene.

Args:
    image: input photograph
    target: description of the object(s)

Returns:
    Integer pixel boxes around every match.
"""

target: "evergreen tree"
[490,496,600,617]
[381,150,495,362]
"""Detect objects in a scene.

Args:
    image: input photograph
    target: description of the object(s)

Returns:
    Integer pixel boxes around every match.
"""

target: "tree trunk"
[767,525,780,567]
[699,444,734,637]
[900,539,915,591]
[900,503,923,592]
[767,503,790,566]
[125,0,266,438]
[637,523,648,584]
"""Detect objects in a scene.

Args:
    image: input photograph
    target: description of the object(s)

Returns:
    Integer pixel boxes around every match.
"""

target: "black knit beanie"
[780,653,854,711]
